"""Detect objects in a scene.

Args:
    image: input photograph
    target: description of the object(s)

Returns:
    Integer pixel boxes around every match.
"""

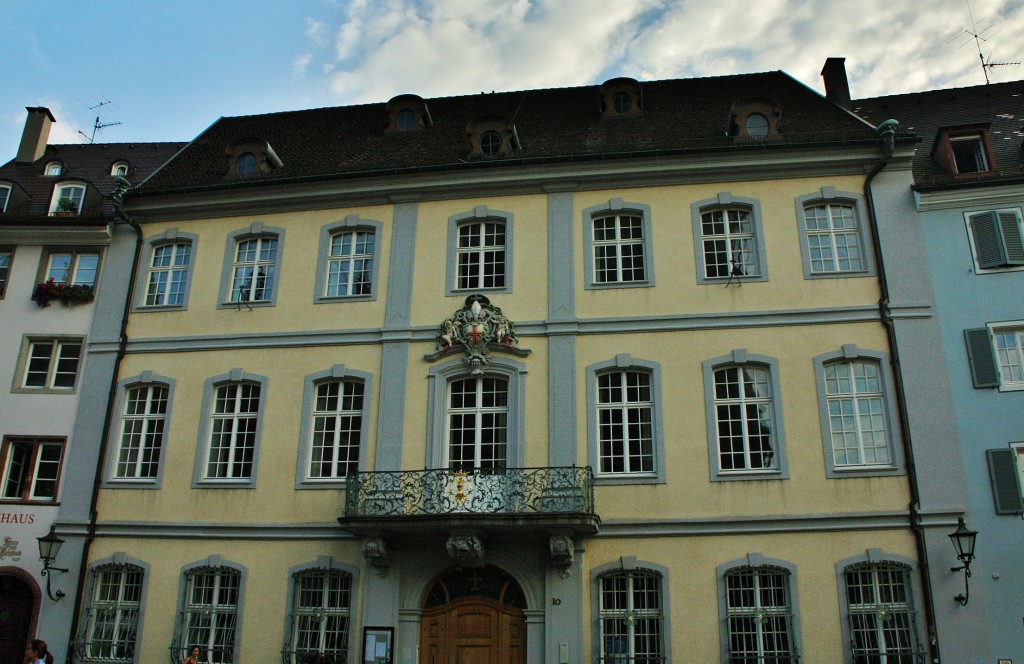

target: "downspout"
[66,176,144,655]
[864,120,942,664]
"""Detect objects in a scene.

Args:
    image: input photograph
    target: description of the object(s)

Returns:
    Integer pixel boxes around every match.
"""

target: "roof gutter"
[864,119,942,663]
[65,176,144,657]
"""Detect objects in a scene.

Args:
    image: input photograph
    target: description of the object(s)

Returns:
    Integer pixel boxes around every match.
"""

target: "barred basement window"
[843,562,922,663]
[725,566,797,663]
[81,565,144,663]
[177,568,241,664]
[598,569,664,663]
[287,570,352,664]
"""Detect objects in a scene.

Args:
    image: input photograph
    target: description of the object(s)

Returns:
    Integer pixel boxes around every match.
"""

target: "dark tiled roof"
[139,71,878,194]
[0,142,186,221]
[854,81,1024,189]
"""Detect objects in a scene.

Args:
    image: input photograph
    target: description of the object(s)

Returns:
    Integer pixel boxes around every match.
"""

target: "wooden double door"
[0,575,34,664]
[420,596,526,664]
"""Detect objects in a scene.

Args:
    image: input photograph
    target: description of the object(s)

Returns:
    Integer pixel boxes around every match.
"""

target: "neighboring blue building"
[857,78,1024,662]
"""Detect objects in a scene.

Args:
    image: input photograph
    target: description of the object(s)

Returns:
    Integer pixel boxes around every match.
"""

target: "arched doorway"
[419,566,526,664]
[0,574,35,664]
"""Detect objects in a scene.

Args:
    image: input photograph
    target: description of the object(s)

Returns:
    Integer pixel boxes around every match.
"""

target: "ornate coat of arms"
[426,295,529,374]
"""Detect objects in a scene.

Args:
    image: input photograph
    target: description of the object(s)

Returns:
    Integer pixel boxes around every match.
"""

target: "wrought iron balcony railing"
[343,466,595,517]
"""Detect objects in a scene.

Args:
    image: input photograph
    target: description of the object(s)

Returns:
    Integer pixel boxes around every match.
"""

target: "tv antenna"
[77,96,122,143]
[948,0,1019,84]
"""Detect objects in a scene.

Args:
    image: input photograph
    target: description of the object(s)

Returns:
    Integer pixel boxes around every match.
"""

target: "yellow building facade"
[77,75,927,664]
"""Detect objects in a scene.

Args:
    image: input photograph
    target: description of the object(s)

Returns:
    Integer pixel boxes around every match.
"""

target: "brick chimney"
[821,58,852,110]
[16,107,56,164]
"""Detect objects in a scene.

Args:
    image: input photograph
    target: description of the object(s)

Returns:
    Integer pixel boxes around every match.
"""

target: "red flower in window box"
[31,278,94,307]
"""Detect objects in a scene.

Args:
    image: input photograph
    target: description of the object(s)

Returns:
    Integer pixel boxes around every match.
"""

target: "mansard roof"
[137,70,880,194]
[854,80,1024,190]
[0,142,185,221]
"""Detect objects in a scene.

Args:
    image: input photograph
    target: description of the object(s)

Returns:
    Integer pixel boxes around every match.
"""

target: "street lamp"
[948,517,977,606]
[36,525,68,601]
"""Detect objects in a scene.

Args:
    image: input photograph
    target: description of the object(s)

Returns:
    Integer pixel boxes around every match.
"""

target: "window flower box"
[32,279,95,307]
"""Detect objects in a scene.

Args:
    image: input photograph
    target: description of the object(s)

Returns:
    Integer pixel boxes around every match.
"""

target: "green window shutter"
[997,211,1024,265]
[986,448,1023,515]
[970,212,1007,268]
[964,328,1000,388]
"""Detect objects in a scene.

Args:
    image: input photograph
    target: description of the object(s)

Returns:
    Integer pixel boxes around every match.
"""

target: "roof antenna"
[77,96,122,143]
[950,0,1019,84]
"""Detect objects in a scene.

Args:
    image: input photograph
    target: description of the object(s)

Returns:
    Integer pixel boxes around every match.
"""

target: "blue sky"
[3,0,1022,157]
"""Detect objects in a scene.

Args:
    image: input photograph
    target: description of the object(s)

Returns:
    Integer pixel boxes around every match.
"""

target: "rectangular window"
[597,371,653,475]
[0,186,10,213]
[714,366,776,472]
[289,570,352,663]
[844,563,922,663]
[51,184,85,215]
[0,249,11,297]
[593,214,646,283]
[230,237,277,303]
[0,438,64,502]
[82,565,144,663]
[21,338,83,390]
[456,221,506,290]
[824,360,890,467]
[114,385,168,480]
[308,380,363,479]
[180,569,240,664]
[598,570,663,663]
[726,567,796,663]
[145,243,191,306]
[994,327,1024,387]
[47,251,99,286]
[949,134,990,173]
[447,377,508,471]
[325,231,374,297]
[701,208,759,278]
[804,203,864,273]
[205,383,260,480]
[966,324,1024,390]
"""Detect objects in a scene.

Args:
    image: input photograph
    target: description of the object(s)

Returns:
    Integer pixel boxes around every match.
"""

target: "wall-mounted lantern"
[36,526,68,601]
[948,517,978,606]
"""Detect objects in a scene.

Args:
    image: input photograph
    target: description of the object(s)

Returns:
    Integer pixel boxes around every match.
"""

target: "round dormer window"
[396,109,416,131]
[480,131,502,157]
[745,113,770,138]
[613,92,632,114]
[235,152,257,177]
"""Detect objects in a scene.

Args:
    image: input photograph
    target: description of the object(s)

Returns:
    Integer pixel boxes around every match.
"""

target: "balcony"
[338,466,600,540]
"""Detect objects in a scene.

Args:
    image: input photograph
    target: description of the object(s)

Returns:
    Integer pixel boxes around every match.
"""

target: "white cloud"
[293,53,314,78]
[306,18,331,47]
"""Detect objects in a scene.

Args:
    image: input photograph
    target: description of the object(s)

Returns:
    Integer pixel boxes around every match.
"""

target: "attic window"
[224,139,283,179]
[385,94,432,133]
[466,116,520,159]
[45,162,63,176]
[730,98,781,141]
[599,78,643,119]
[111,161,129,177]
[934,126,995,177]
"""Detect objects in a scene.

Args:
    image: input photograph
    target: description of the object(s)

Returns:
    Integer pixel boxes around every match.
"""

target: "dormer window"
[599,78,643,119]
[111,161,130,177]
[45,162,63,176]
[0,184,10,213]
[730,98,781,141]
[466,116,520,159]
[934,125,996,177]
[224,139,282,179]
[49,183,86,216]
[385,94,432,133]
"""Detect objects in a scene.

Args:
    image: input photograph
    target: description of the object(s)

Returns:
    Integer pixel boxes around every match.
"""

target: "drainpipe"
[863,119,941,663]
[66,177,144,656]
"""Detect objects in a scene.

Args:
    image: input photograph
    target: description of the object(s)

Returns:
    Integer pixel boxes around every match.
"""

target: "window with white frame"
[111,162,130,177]
[597,568,664,664]
[0,249,12,298]
[46,250,99,286]
[113,384,168,481]
[724,566,798,663]
[308,379,364,480]
[204,382,261,481]
[145,243,192,306]
[325,230,374,297]
[823,359,890,467]
[966,209,1024,271]
[50,183,86,215]
[456,220,506,290]
[692,194,771,284]
[592,213,646,284]
[229,237,277,303]
[965,323,1024,390]
[177,566,241,664]
[596,370,653,476]
[81,564,144,663]
[713,365,777,473]
[18,337,83,391]
[45,162,63,176]
[804,202,863,273]
[287,569,352,664]
[447,376,508,471]
[0,184,10,213]
[948,133,991,174]
[0,437,64,502]
[842,562,922,663]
